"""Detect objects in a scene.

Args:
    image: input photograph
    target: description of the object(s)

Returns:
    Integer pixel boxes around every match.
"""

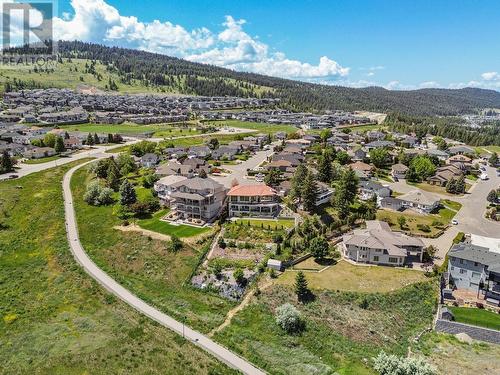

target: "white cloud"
[481,71,499,81]
[419,81,440,88]
[51,1,349,80]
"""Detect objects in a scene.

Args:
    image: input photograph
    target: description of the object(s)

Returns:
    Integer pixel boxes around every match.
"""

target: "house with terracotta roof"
[227,184,280,218]
[342,220,424,266]
[349,161,375,179]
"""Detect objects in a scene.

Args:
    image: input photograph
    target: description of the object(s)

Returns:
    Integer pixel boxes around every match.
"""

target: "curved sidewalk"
[62,161,265,375]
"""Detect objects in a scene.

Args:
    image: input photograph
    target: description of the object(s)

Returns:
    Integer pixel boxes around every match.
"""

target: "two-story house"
[227,184,280,218]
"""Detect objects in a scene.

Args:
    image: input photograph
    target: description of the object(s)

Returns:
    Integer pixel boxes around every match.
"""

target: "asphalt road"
[62,160,265,375]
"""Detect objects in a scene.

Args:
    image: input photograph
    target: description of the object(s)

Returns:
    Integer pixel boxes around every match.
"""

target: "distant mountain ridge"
[30,41,500,115]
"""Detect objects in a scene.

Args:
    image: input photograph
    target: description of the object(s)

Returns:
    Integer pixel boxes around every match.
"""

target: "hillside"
[2,40,500,116]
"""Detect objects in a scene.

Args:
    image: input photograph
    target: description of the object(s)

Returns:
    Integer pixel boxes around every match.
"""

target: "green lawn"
[376,209,448,236]
[233,218,295,230]
[449,307,500,331]
[278,260,428,292]
[61,122,201,137]
[71,166,233,333]
[0,160,234,374]
[441,199,463,212]
[138,210,211,238]
[22,155,62,164]
[214,282,437,375]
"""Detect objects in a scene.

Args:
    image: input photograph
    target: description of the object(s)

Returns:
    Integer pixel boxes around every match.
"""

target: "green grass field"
[22,155,62,164]
[233,218,295,229]
[449,307,500,330]
[0,160,234,374]
[340,124,384,133]
[278,260,428,292]
[61,122,201,137]
[71,166,235,333]
[138,210,211,238]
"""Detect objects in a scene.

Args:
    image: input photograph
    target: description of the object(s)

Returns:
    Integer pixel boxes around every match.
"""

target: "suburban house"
[227,184,280,218]
[154,175,188,205]
[156,161,196,178]
[428,165,463,186]
[426,149,449,161]
[365,140,395,150]
[349,161,375,179]
[315,182,335,206]
[448,234,500,305]
[447,145,474,155]
[398,190,440,213]
[359,180,391,200]
[342,220,424,266]
[63,137,83,149]
[380,197,404,211]
[140,153,160,168]
[169,177,227,223]
[347,148,367,162]
[212,146,239,160]
[23,146,56,159]
[391,163,409,180]
[446,154,472,171]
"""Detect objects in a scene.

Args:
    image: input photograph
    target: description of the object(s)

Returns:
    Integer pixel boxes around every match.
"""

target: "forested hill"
[14,41,500,115]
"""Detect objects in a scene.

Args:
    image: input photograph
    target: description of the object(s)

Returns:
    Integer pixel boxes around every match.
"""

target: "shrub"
[233,268,245,285]
[275,303,304,333]
[168,235,183,252]
[417,224,431,232]
[84,181,114,206]
[373,351,436,375]
[218,237,226,249]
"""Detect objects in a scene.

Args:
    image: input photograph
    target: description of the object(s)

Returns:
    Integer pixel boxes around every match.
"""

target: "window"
[472,272,481,278]
[373,256,379,262]
[474,262,479,267]
[451,266,455,271]
[459,259,464,264]
[460,269,467,274]
[388,257,398,263]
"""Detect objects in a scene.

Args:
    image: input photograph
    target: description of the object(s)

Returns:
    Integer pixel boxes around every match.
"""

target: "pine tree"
[489,153,498,167]
[301,170,317,212]
[119,179,137,206]
[86,133,94,146]
[317,152,332,183]
[1,150,13,172]
[487,189,498,203]
[290,163,308,201]
[107,160,121,191]
[294,271,309,302]
[335,167,359,219]
[310,236,329,259]
[54,136,65,153]
[93,133,100,145]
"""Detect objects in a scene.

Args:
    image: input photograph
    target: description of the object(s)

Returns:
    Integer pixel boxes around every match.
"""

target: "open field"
[0,161,234,374]
[449,307,500,331]
[71,166,235,333]
[376,208,452,236]
[208,120,299,135]
[415,333,500,375]
[61,122,201,137]
[138,210,211,238]
[339,123,384,133]
[214,282,437,374]
[278,260,428,292]
[474,145,500,154]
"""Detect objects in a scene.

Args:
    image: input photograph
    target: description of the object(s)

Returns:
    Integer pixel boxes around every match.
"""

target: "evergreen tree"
[294,271,310,302]
[1,151,13,173]
[264,169,281,186]
[487,189,498,203]
[107,160,121,191]
[119,179,137,206]
[301,170,318,212]
[310,236,329,259]
[93,133,100,145]
[334,167,359,219]
[107,133,114,143]
[64,131,70,139]
[489,153,498,167]
[290,163,308,201]
[54,136,65,153]
[86,133,94,145]
[317,150,333,183]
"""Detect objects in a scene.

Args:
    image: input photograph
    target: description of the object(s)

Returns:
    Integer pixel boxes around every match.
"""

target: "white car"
[480,173,488,180]
[451,219,458,225]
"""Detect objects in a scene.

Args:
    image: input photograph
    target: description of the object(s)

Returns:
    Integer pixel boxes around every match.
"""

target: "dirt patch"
[114,224,171,241]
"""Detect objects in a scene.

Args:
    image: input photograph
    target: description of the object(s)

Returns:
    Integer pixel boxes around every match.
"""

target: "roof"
[155,175,188,186]
[470,234,500,254]
[349,161,374,172]
[171,177,225,191]
[391,163,409,172]
[449,242,500,269]
[399,189,439,206]
[227,184,277,197]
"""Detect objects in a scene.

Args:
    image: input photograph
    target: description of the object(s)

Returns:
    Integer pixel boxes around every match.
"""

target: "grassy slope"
[138,210,211,238]
[0,161,234,375]
[204,120,299,135]
[71,166,235,333]
[214,282,437,375]
[277,260,428,293]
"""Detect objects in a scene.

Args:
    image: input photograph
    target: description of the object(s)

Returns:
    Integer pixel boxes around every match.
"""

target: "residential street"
[62,160,265,375]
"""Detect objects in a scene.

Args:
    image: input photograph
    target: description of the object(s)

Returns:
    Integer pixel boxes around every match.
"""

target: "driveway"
[62,160,265,375]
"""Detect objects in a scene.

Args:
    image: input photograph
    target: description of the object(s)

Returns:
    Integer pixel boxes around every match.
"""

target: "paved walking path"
[62,160,265,375]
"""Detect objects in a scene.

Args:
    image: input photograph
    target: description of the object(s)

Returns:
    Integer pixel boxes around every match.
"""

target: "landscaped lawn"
[376,209,446,236]
[138,209,211,238]
[0,160,234,374]
[71,166,233,333]
[449,307,500,331]
[408,181,470,196]
[207,119,299,134]
[277,260,428,292]
[22,155,62,164]
[233,218,295,230]
[441,199,463,212]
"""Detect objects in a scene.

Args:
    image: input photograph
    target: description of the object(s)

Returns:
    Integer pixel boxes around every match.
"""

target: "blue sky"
[52,0,500,90]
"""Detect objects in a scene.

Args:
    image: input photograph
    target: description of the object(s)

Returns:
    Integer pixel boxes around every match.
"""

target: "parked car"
[480,173,488,180]
[9,174,18,179]
[451,219,458,225]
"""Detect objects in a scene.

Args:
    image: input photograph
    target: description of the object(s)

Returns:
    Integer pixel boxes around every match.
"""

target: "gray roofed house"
[380,197,404,211]
[342,220,424,266]
[398,189,440,213]
[448,235,500,304]
[365,140,395,150]
[391,163,409,179]
[359,180,391,200]
[140,153,159,168]
[447,145,475,155]
[211,145,239,160]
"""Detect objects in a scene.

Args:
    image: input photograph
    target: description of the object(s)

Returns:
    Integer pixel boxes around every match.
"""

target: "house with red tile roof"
[227,184,280,218]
